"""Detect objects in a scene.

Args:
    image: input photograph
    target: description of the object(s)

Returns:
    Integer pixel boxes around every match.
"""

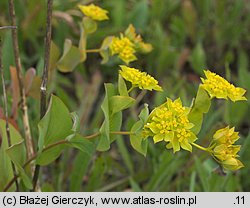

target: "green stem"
[84,131,134,139]
[83,48,101,53]
[84,132,100,139]
[191,142,211,153]
[111,131,134,135]
[128,86,135,93]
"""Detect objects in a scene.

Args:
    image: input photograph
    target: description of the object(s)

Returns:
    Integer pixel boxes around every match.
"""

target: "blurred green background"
[0,0,250,191]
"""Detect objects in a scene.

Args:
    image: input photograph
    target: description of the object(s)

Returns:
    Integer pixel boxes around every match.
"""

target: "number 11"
[236,196,244,204]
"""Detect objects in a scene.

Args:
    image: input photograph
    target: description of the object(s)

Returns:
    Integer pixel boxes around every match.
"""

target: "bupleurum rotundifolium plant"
[72,3,248,171]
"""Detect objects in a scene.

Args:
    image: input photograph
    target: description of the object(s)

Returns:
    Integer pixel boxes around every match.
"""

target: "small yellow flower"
[125,24,143,44]
[118,46,137,64]
[109,37,133,55]
[119,65,162,91]
[144,98,197,153]
[109,25,153,64]
[201,70,247,102]
[212,144,244,171]
[213,144,240,161]
[210,127,244,171]
[212,126,239,145]
[109,36,136,64]
[78,4,109,21]
[221,157,244,171]
[125,24,153,53]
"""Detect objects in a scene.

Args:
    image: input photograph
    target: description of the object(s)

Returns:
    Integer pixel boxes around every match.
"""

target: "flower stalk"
[191,142,211,153]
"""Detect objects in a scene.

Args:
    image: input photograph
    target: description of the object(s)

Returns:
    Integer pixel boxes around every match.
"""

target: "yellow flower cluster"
[109,25,152,64]
[78,4,109,21]
[119,65,162,92]
[201,70,247,102]
[210,126,244,171]
[144,98,197,153]
[110,36,137,64]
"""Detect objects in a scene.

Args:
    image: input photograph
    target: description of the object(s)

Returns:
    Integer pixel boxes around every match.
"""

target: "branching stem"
[128,86,135,93]
[191,142,211,153]
[84,49,102,53]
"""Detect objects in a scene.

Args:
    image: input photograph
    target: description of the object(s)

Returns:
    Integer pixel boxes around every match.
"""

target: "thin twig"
[33,0,53,191]
[0,37,19,191]
[0,26,17,30]
[8,0,35,165]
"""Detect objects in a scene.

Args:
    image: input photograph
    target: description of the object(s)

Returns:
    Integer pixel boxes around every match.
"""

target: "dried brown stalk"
[33,0,53,191]
[8,0,35,162]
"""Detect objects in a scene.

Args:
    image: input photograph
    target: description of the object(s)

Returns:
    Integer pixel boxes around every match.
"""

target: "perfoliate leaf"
[57,39,82,72]
[130,121,148,157]
[192,86,211,113]
[97,84,126,150]
[98,122,110,151]
[110,111,122,142]
[78,23,87,62]
[82,17,97,34]
[110,96,135,115]
[6,141,32,189]
[100,36,113,50]
[37,95,73,165]
[139,104,149,123]
[130,104,149,156]
[66,134,94,157]
[97,84,115,151]
[188,108,203,134]
[0,119,26,191]
[71,112,80,133]
[118,75,129,96]
[188,85,211,134]
[100,50,110,64]
[100,36,113,64]
[36,144,67,166]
